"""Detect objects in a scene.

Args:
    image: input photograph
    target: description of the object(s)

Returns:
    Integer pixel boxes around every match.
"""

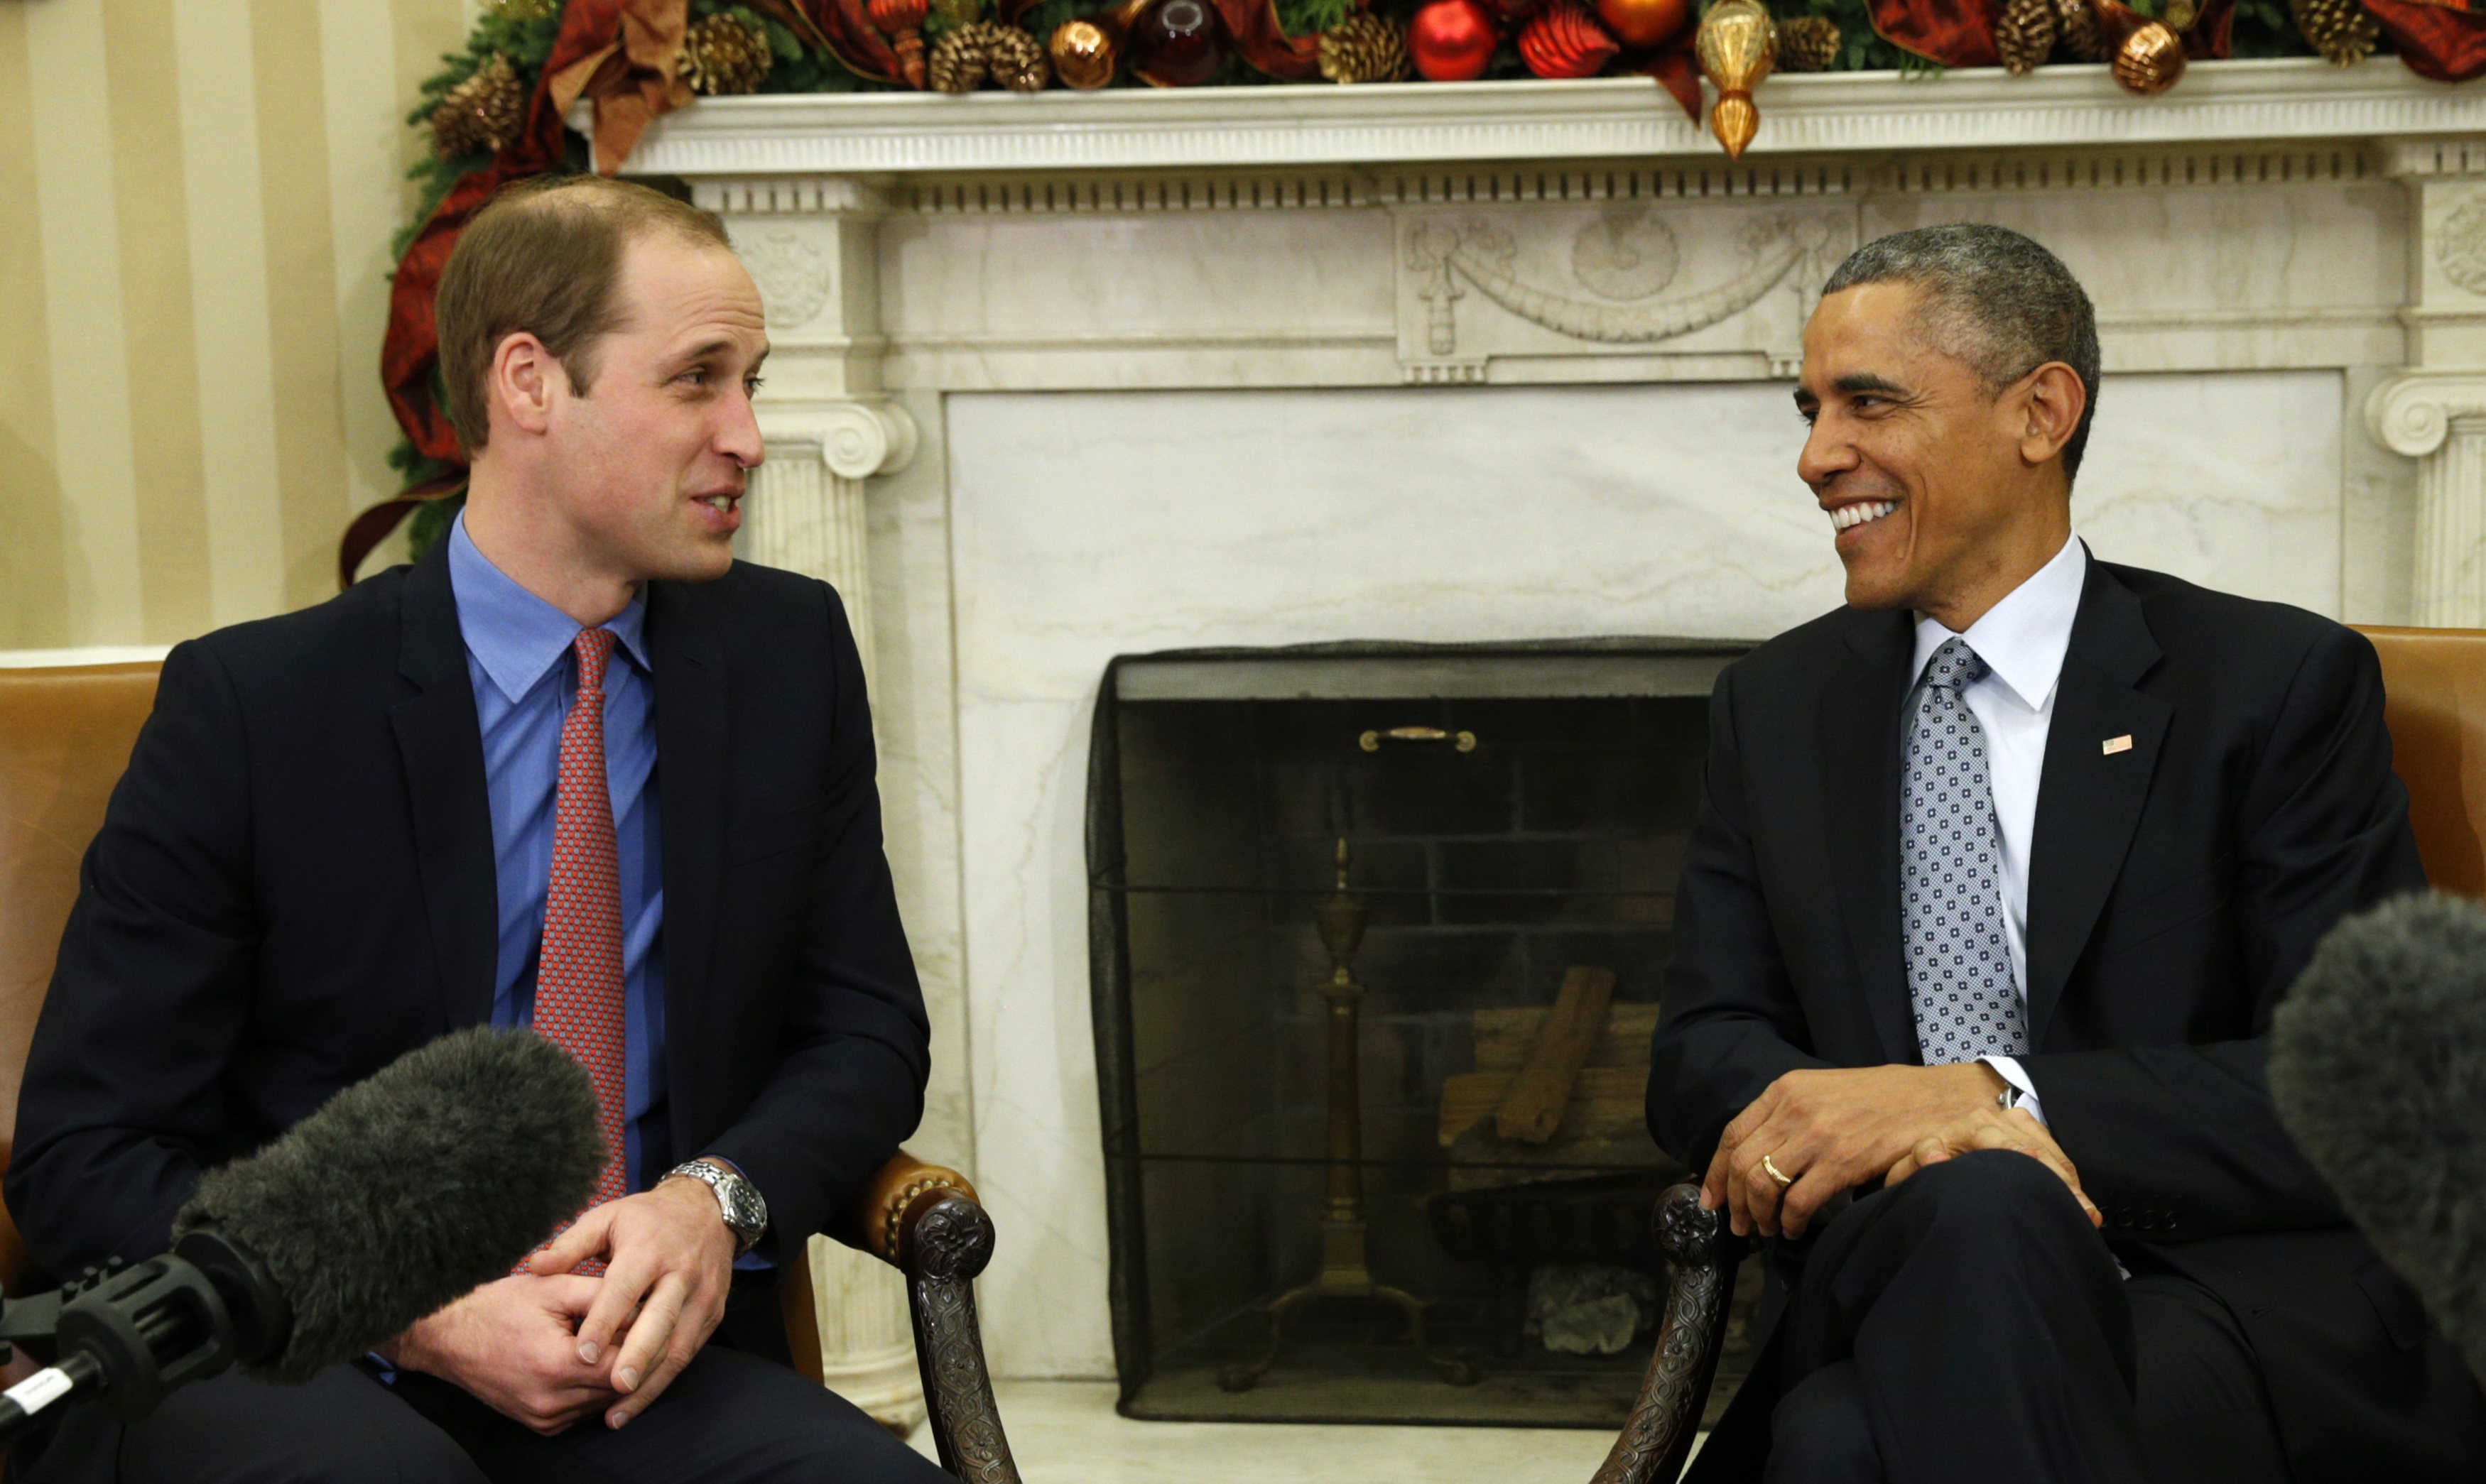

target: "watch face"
[719,1172,766,1234]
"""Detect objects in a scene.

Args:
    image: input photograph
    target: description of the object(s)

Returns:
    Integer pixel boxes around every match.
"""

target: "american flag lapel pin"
[2102,734,2134,756]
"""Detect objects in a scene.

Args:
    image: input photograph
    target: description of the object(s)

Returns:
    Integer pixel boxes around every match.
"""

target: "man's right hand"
[1884,1107,2105,1228]
[381,1275,621,1436]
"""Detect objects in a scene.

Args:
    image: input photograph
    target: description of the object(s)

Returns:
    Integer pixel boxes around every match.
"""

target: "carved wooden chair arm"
[1588,1182,1752,1484]
[830,1152,1021,1484]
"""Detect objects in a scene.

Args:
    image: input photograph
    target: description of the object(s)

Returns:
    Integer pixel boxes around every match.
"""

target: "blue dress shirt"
[447,513,671,1191]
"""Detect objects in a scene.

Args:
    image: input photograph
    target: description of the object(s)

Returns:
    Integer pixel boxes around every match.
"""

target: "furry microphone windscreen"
[170,1027,604,1382]
[2271,891,2486,1380]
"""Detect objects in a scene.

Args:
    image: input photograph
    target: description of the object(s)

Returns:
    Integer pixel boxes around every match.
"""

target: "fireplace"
[1085,640,1764,1426]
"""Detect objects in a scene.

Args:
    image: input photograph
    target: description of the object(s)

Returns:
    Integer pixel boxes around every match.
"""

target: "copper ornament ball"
[1596,0,1692,48]
[1051,18,1119,89]
[2112,19,2185,94]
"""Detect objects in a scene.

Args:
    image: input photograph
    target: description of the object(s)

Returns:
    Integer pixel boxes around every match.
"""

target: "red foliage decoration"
[1866,0,2002,65]
[1212,0,1324,78]
[1635,30,1701,123]
[2367,0,2486,82]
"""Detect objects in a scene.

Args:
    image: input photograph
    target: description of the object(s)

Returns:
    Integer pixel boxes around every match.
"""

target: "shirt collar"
[447,511,650,705]
[1911,534,2088,714]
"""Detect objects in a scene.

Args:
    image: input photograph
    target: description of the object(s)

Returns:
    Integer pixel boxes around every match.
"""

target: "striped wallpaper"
[1,0,473,650]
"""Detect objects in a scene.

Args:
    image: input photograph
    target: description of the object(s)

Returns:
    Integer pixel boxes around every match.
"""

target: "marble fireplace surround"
[609,60,2486,1392]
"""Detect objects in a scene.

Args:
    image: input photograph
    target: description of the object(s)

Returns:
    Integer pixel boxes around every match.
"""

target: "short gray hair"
[1820,224,2102,480]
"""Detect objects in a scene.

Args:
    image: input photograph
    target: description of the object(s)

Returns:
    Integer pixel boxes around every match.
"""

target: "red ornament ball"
[1408,0,1500,80]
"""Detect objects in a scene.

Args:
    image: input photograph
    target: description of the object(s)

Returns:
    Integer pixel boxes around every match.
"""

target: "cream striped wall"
[0,0,474,650]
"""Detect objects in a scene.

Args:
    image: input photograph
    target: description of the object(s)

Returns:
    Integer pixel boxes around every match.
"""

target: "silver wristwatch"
[665,1158,769,1257]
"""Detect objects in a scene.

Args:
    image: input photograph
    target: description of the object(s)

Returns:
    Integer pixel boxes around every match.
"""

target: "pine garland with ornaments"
[348,0,2486,580]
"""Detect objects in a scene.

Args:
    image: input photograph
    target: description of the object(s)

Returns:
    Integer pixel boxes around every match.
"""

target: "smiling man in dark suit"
[1649,224,2486,1483]
[8,175,948,1483]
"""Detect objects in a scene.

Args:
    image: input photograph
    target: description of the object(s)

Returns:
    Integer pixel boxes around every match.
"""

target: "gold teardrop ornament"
[1696,0,1778,159]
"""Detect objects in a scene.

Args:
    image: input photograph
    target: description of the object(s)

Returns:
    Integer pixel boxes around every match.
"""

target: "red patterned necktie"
[531,627,629,1272]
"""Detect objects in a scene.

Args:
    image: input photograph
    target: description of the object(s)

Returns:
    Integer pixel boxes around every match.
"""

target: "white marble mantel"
[616,59,2486,1389]
[623,60,2486,172]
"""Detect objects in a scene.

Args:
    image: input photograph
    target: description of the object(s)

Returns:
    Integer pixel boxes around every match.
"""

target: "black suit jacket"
[6,545,929,1338]
[1649,556,2486,1480]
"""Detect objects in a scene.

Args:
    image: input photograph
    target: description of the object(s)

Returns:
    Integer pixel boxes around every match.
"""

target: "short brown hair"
[435,175,732,454]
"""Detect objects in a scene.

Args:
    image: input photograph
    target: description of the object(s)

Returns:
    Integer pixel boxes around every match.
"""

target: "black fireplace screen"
[1086,640,1764,1428]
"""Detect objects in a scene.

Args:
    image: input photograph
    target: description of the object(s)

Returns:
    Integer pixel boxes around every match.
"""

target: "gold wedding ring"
[1762,1152,1796,1188]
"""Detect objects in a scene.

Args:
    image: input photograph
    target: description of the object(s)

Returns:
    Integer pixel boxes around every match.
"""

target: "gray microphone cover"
[170,1027,603,1382]
[2271,890,2486,1380]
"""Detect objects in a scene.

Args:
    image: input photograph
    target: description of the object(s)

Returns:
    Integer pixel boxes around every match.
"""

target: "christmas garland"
[350,0,2484,578]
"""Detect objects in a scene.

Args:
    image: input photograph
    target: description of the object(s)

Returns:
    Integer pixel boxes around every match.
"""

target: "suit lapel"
[650,579,727,1055]
[2025,560,2171,1044]
[1821,609,1923,1064]
[391,545,499,1031]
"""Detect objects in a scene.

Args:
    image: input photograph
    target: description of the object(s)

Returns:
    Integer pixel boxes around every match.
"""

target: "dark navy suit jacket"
[6,542,929,1352]
[1651,558,2486,1481]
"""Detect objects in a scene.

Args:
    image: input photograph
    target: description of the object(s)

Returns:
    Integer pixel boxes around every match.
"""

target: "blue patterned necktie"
[1903,637,2031,1063]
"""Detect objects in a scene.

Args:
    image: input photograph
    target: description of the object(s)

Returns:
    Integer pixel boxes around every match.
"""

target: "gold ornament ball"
[2111,19,2185,95]
[1051,18,1118,89]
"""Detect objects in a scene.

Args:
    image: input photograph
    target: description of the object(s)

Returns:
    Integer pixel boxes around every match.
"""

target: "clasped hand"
[1700,1063,2103,1240]
[384,1177,737,1434]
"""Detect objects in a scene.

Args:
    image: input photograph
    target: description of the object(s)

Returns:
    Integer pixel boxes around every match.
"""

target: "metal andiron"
[1217,839,1478,1392]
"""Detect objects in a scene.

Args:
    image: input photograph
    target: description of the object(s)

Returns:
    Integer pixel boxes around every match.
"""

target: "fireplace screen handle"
[1358,726,1477,753]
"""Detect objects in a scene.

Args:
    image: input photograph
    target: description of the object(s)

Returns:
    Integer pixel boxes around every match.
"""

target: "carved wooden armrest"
[832,1152,1021,1484]
[837,1153,982,1267]
[1588,1182,1751,1484]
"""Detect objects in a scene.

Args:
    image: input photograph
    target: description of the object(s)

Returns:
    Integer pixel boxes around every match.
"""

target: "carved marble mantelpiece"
[616,59,2486,1390]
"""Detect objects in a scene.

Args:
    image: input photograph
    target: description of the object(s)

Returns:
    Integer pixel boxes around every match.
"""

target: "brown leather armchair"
[1585,623,2486,1484]
[0,662,1018,1482]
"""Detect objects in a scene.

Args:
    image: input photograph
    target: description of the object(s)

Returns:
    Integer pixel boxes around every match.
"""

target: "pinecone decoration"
[1319,11,1413,83]
[1777,14,1841,71]
[680,13,775,96]
[430,53,527,161]
[2051,0,2109,61]
[2291,0,2379,65]
[930,21,1052,92]
[1992,0,2059,75]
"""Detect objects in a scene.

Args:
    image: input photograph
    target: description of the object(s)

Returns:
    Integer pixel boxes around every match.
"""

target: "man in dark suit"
[6,176,948,1483]
[1649,224,2486,1483]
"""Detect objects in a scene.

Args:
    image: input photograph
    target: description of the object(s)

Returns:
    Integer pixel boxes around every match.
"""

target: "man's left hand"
[1703,1062,2015,1240]
[527,1175,738,1430]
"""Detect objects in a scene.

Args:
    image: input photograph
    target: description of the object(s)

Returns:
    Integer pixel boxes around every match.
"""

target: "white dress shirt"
[1907,533,2088,1123]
